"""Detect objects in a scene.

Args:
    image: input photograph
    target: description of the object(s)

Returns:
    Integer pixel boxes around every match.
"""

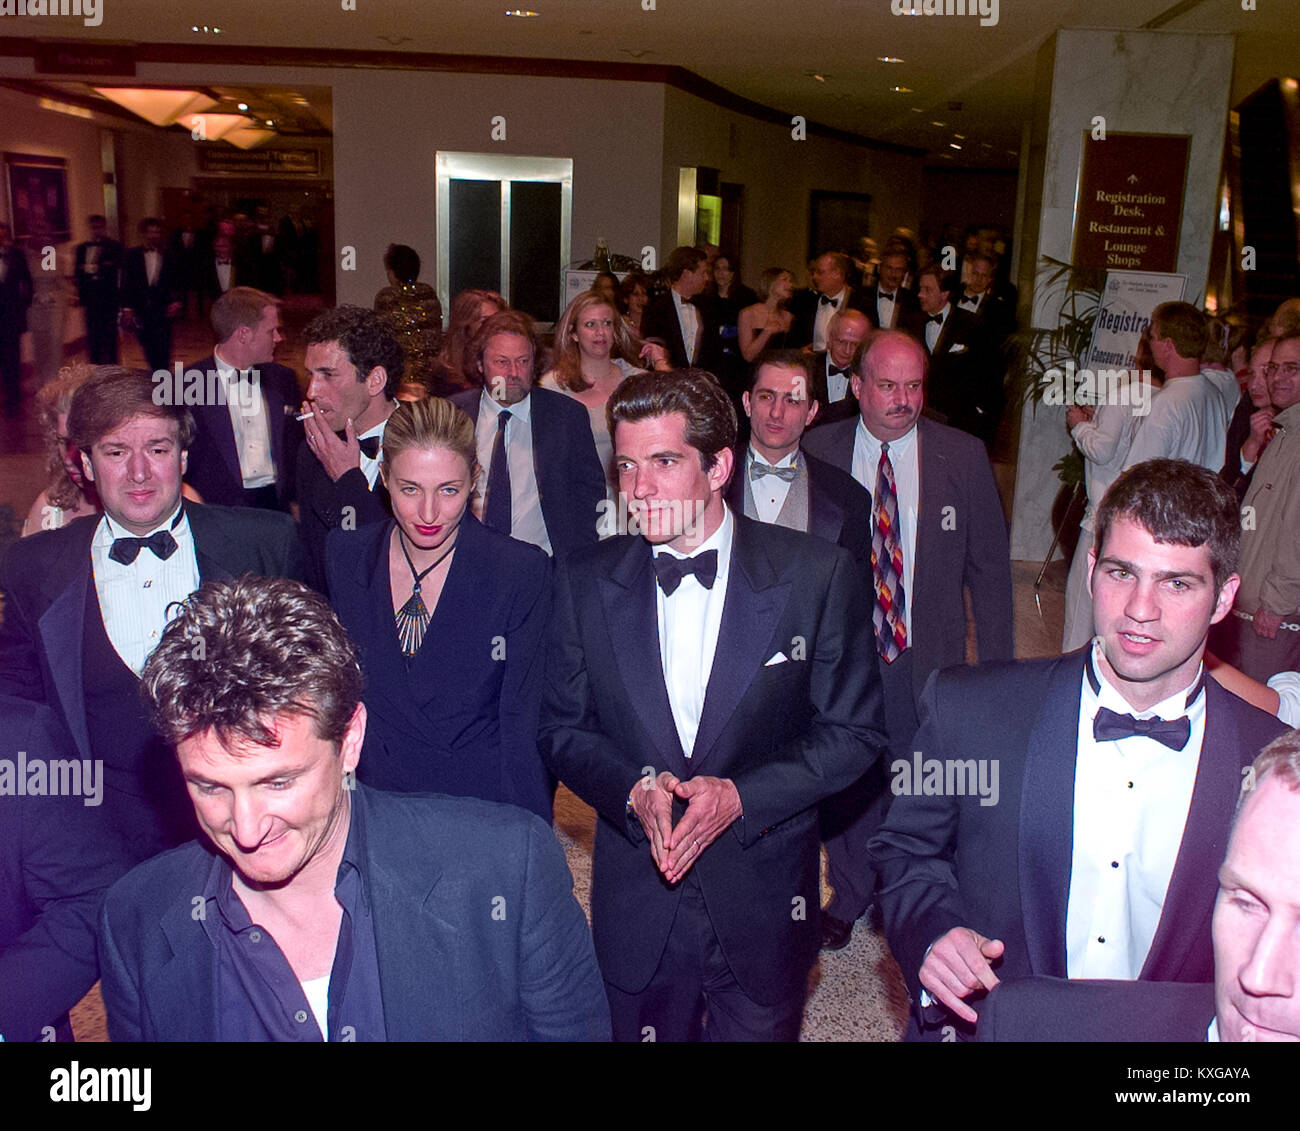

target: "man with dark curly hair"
[295,304,405,593]
[98,575,610,1041]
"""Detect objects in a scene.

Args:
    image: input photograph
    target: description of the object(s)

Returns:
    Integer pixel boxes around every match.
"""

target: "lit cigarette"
[295,411,315,421]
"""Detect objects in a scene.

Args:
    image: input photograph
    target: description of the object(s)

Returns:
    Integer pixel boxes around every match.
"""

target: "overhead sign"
[1072,132,1190,275]
[196,148,321,176]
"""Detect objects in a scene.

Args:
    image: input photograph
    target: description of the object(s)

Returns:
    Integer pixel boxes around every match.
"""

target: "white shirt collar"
[748,444,797,469]
[654,503,734,565]
[479,387,533,424]
[856,417,918,457]
[357,414,389,442]
[1086,639,1207,722]
[98,500,188,545]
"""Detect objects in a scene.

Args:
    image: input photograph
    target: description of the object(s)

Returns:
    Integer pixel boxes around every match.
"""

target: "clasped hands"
[628,770,742,885]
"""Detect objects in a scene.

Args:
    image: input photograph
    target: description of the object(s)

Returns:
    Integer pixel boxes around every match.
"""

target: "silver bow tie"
[750,460,798,482]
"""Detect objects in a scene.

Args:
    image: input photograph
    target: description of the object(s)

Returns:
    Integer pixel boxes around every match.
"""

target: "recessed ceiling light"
[877,56,905,64]
[265,119,274,126]
[931,121,946,127]
[505,9,540,15]
[953,133,966,139]
[808,72,827,83]
[213,27,220,33]
[910,107,924,113]
[949,142,963,150]
[890,86,912,94]
[237,102,249,111]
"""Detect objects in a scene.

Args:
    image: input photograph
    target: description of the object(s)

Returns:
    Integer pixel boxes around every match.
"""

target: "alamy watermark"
[0,0,102,27]
[891,0,998,28]
[153,364,261,411]
[891,752,999,807]
[1041,360,1155,415]
[0,752,104,806]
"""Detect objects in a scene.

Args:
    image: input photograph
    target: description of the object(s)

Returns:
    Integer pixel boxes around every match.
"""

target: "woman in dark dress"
[324,396,554,821]
[709,253,759,398]
[737,267,795,363]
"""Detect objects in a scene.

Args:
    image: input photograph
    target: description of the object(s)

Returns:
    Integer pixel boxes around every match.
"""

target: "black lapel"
[805,457,844,545]
[154,852,220,1040]
[195,357,244,490]
[186,504,238,582]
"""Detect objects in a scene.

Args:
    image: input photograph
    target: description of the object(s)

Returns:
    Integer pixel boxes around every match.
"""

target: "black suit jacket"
[451,386,606,564]
[120,245,180,323]
[724,446,871,564]
[295,436,392,595]
[0,697,132,1043]
[639,290,719,370]
[805,350,860,428]
[183,354,302,509]
[870,653,1287,1031]
[789,286,874,349]
[539,514,888,1004]
[325,514,556,821]
[98,782,611,1041]
[860,282,920,334]
[73,238,123,309]
[902,304,997,435]
[802,414,1014,698]
[0,504,305,763]
[196,254,239,305]
[0,245,33,336]
[975,975,1216,1042]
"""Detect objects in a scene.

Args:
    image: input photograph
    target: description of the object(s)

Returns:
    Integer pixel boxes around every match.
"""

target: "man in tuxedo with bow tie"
[295,305,402,594]
[869,459,1287,1039]
[807,308,871,428]
[540,367,887,1041]
[861,248,920,334]
[639,247,718,370]
[184,287,302,512]
[120,218,182,373]
[0,367,304,863]
[790,252,873,351]
[73,215,124,364]
[198,232,239,315]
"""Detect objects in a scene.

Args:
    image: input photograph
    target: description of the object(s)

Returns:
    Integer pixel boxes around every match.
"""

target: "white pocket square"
[949,343,968,353]
[764,652,789,667]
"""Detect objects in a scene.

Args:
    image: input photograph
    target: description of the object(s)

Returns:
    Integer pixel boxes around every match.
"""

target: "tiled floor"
[3,319,1071,1041]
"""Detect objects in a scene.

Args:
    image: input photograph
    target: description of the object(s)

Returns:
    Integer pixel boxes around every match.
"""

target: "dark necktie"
[483,410,513,534]
[109,528,178,565]
[872,441,907,662]
[750,460,798,482]
[653,549,718,595]
[878,292,896,302]
[1093,708,1192,751]
[829,363,852,378]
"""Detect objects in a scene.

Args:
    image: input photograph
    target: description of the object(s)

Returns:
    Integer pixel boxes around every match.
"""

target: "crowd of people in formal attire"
[1,218,1298,1046]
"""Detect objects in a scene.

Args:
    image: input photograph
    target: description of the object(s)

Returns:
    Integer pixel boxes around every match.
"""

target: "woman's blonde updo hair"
[36,363,95,511]
[380,395,478,480]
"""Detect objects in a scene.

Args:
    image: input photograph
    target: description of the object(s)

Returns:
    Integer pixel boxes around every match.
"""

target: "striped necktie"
[872,441,908,661]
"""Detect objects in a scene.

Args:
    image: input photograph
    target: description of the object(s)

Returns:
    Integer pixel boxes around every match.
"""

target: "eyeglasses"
[1262,362,1300,376]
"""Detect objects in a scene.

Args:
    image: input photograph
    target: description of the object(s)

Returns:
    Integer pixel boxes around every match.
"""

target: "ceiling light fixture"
[949,142,963,150]
[94,87,218,126]
[505,9,540,15]
[890,86,912,94]
[877,56,904,64]
[237,102,249,111]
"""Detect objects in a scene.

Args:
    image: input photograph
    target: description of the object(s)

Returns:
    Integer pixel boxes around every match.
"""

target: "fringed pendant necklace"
[394,526,458,657]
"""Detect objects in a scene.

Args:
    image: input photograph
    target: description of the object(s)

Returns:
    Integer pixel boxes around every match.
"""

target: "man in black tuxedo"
[0,221,33,417]
[296,305,402,594]
[870,459,1288,1039]
[905,265,999,445]
[976,731,1300,1042]
[120,217,182,373]
[789,252,873,351]
[0,368,304,863]
[726,349,871,563]
[803,330,1013,949]
[451,308,605,562]
[73,214,124,365]
[100,576,609,1041]
[197,232,239,315]
[639,246,716,369]
[185,287,301,511]
[806,308,871,428]
[861,247,920,334]
[168,217,208,319]
[956,251,1016,343]
[0,697,133,1043]
[540,368,887,1041]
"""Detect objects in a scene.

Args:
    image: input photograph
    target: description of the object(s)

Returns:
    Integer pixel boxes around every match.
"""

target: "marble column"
[1009,28,1235,561]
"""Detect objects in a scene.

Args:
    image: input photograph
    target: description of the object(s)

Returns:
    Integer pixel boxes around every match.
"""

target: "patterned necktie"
[872,441,907,661]
[483,409,512,534]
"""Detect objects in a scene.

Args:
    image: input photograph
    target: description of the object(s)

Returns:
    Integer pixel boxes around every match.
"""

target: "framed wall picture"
[4,152,71,245]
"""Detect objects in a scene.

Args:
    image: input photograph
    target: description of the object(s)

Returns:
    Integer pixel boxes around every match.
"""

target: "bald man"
[807,308,872,428]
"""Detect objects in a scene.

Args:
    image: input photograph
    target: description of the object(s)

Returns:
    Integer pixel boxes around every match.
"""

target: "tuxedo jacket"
[723,447,871,564]
[639,290,720,371]
[120,245,181,322]
[325,514,556,822]
[958,286,1016,343]
[98,782,611,1041]
[184,355,302,509]
[539,515,888,1005]
[900,304,997,433]
[805,350,861,428]
[0,504,306,764]
[0,245,33,336]
[975,976,1215,1042]
[801,414,1014,698]
[196,254,239,305]
[789,286,874,349]
[860,282,920,333]
[451,386,606,563]
[0,697,132,1043]
[870,652,1287,1027]
[296,440,391,595]
[73,238,123,309]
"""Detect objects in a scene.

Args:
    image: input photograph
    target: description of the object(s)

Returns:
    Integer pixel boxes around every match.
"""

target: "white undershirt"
[300,974,329,1041]
[654,507,734,757]
[1066,641,1206,980]
[851,420,918,639]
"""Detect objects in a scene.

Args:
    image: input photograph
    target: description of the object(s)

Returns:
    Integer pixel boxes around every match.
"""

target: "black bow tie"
[335,432,382,459]
[829,363,852,378]
[927,312,944,325]
[959,294,980,307]
[818,293,839,307]
[653,549,718,595]
[1093,707,1192,751]
[217,259,231,266]
[109,529,178,565]
[878,291,896,302]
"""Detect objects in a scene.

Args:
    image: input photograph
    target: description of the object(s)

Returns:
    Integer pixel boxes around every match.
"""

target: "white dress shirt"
[473,390,551,555]
[91,503,201,676]
[851,420,918,639]
[213,347,275,489]
[824,354,851,406]
[747,446,797,523]
[672,290,699,364]
[215,260,233,293]
[144,248,161,287]
[875,290,898,331]
[924,304,949,353]
[1267,670,1300,727]
[357,416,388,490]
[654,507,734,758]
[1066,641,1206,980]
[813,287,847,352]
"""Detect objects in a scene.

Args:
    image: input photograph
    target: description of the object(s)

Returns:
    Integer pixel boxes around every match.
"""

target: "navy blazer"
[539,514,888,1006]
[325,514,555,822]
[97,782,611,1041]
[0,503,306,763]
[451,386,606,564]
[870,651,1287,1032]
[802,414,1014,698]
[0,697,132,1043]
[723,446,871,564]
[183,355,302,510]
